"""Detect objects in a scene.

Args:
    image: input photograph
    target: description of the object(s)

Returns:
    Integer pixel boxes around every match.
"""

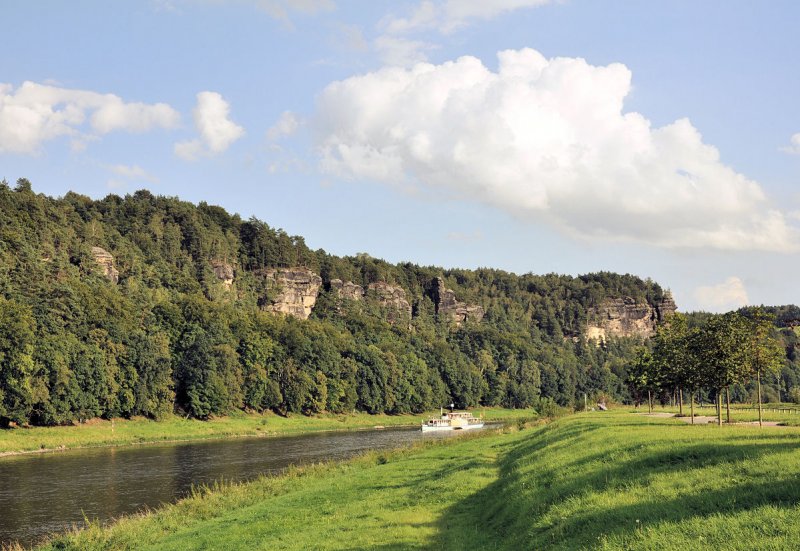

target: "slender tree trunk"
[648,390,652,414]
[717,391,722,426]
[679,388,684,416]
[690,391,694,425]
[757,369,763,428]
[726,387,731,424]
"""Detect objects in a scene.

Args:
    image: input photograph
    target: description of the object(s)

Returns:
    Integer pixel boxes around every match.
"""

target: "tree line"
[629,309,785,426]
[1,179,799,427]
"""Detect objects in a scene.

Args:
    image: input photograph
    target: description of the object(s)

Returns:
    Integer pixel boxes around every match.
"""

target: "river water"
[0,426,464,548]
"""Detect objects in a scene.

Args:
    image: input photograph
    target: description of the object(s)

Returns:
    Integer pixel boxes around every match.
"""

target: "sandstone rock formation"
[431,277,484,325]
[260,267,322,320]
[367,282,412,323]
[211,260,234,288]
[330,279,365,301]
[90,246,119,284]
[586,294,677,341]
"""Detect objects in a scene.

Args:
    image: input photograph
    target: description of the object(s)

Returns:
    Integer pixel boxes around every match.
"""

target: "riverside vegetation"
[0,407,529,455]
[0,179,677,428]
[3,180,800,431]
[31,412,800,551]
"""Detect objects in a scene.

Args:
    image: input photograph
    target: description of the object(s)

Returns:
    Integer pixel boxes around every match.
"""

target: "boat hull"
[421,422,484,432]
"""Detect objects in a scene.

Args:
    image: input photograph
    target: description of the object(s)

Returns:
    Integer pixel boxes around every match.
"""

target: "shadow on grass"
[430,417,800,550]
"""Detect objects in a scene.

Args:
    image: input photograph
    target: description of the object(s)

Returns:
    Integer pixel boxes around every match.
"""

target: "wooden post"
[679,388,683,416]
[648,390,652,414]
[725,387,731,424]
[717,392,722,426]
[757,369,763,428]
[690,391,694,425]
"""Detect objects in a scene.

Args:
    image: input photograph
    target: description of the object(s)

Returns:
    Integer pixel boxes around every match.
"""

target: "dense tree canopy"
[1,181,798,426]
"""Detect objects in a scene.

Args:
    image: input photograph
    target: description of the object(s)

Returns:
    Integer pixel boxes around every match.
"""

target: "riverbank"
[0,407,531,457]
[34,412,800,550]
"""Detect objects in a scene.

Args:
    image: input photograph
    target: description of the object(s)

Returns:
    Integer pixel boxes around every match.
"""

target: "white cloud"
[108,164,159,183]
[694,277,749,312]
[780,133,800,155]
[0,81,180,154]
[334,23,368,52]
[374,36,436,67]
[175,91,244,160]
[266,111,300,141]
[376,1,552,66]
[256,0,335,20]
[383,0,552,35]
[315,48,798,252]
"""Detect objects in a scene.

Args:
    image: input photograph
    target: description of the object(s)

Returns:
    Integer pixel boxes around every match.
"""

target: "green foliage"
[634,309,791,414]
[0,182,731,426]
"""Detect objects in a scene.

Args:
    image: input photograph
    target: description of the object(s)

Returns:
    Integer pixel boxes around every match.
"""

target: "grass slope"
[36,413,800,550]
[0,408,527,456]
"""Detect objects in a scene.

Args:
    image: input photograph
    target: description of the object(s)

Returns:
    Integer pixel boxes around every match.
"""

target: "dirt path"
[637,412,784,427]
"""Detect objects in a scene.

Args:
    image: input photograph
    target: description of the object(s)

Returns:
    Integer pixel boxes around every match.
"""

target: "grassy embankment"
[0,408,528,456]
[35,412,800,550]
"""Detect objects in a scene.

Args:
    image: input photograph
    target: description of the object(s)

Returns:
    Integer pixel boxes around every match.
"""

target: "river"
[0,426,467,548]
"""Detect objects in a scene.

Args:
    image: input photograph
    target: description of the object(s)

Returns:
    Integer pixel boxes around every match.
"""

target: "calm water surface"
[0,426,464,547]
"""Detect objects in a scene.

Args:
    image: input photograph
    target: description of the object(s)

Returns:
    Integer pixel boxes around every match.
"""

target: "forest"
[1,178,799,427]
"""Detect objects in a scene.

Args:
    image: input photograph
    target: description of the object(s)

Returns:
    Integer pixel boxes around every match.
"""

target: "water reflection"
[0,427,462,547]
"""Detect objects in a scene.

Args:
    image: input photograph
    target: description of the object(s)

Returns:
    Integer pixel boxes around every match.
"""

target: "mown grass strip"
[33,413,800,550]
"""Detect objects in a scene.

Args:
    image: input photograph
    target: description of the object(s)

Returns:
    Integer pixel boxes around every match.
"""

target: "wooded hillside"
[0,179,793,426]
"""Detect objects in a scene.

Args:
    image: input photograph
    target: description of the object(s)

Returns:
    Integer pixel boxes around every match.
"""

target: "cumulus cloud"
[266,111,300,141]
[175,91,244,160]
[780,133,800,155]
[315,48,798,251]
[0,81,180,154]
[694,277,750,312]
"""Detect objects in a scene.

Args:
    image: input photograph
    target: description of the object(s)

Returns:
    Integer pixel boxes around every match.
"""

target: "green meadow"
[0,408,527,456]
[34,412,800,550]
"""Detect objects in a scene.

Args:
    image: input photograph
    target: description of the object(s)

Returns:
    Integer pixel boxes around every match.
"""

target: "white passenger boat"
[422,408,484,432]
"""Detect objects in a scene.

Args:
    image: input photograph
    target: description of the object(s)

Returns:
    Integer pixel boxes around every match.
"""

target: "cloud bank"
[175,91,244,160]
[0,81,180,154]
[315,48,797,251]
[694,276,749,312]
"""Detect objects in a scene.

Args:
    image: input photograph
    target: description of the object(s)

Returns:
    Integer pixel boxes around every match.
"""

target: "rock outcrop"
[431,277,484,325]
[586,294,677,341]
[330,279,365,301]
[260,267,322,320]
[90,246,119,284]
[367,282,412,323]
[211,260,234,288]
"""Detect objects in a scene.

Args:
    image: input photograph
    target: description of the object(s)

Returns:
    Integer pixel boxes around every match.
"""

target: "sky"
[2,0,799,312]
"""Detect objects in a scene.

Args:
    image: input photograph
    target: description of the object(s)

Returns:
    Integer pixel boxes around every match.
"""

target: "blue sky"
[2,0,799,312]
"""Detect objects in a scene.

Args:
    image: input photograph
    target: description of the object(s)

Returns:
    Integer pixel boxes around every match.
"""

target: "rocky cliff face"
[367,282,412,323]
[586,294,677,341]
[431,277,484,325]
[90,246,119,284]
[260,267,322,320]
[330,279,365,301]
[211,260,234,288]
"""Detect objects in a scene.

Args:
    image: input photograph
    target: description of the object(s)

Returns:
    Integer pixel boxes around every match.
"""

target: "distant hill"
[1,178,791,426]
